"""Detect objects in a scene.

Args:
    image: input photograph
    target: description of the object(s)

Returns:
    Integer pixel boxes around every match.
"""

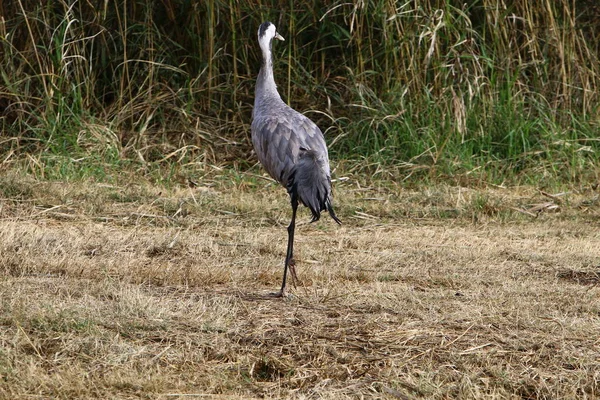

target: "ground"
[0,172,599,399]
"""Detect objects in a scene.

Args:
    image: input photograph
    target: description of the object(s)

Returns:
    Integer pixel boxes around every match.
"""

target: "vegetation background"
[1,0,599,185]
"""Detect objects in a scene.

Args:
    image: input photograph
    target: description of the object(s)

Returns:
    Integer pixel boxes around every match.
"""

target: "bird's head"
[258,21,284,53]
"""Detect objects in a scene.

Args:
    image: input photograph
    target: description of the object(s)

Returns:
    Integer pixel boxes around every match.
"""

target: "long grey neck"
[255,43,282,104]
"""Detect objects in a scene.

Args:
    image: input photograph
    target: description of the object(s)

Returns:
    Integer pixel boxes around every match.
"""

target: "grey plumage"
[251,21,341,296]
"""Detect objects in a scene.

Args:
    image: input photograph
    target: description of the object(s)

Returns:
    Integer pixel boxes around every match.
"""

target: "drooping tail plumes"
[287,148,341,225]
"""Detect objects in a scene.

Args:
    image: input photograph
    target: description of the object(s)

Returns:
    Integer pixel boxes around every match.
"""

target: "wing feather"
[251,108,328,187]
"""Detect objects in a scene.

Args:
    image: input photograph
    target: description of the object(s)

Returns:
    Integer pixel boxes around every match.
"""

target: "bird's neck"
[256,47,282,101]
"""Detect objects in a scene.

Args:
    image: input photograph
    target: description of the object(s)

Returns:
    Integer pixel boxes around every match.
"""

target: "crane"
[251,21,341,297]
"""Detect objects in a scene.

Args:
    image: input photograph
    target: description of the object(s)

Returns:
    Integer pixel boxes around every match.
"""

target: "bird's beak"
[275,32,285,41]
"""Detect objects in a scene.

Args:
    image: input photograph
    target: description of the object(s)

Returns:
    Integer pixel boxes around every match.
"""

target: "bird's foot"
[268,289,296,299]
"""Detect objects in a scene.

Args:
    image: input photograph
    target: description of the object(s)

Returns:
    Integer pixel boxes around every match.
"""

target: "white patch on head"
[260,23,277,39]
[258,23,278,53]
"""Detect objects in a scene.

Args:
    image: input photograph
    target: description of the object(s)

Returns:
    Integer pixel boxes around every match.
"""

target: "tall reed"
[0,0,598,183]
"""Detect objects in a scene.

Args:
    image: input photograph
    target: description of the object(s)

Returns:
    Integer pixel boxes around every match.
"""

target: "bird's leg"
[273,197,298,297]
[288,258,299,289]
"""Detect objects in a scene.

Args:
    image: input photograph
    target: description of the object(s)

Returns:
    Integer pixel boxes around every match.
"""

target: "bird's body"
[251,21,341,297]
[251,100,334,221]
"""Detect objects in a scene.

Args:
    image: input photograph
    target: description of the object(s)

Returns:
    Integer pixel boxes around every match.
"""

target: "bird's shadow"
[237,290,299,302]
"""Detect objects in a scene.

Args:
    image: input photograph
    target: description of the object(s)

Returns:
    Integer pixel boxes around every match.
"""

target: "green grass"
[0,0,599,186]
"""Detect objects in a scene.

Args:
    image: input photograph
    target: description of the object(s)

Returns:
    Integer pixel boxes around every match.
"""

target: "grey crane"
[251,21,341,297]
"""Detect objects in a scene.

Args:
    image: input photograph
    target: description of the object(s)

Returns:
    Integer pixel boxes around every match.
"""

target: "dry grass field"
[0,172,599,399]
